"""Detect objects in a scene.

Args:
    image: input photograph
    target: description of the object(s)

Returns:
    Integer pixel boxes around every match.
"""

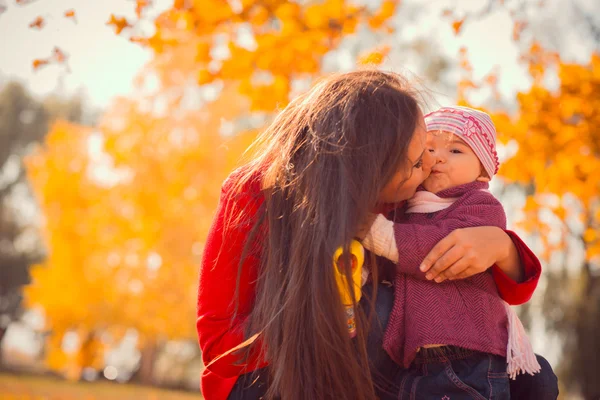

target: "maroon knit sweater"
[383,181,509,368]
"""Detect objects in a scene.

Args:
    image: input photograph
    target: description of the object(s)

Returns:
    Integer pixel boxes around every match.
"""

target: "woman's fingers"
[420,231,458,274]
[434,258,471,282]
[452,268,476,281]
[421,227,505,283]
[424,243,465,281]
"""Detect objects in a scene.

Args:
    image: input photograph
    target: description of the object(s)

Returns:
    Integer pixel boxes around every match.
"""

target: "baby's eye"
[428,148,435,153]
[450,149,463,154]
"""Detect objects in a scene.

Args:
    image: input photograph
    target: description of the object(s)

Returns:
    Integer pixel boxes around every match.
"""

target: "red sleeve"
[196,173,267,385]
[491,230,541,305]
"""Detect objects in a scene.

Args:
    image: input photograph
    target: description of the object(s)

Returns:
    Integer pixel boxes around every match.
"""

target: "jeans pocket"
[487,372,510,400]
[443,353,510,400]
[444,363,489,400]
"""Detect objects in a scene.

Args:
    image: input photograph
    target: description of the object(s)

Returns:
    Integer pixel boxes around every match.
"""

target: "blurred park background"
[0,0,598,398]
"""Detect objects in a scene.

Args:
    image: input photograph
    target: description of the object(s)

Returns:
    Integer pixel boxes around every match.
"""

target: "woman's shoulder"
[222,164,263,197]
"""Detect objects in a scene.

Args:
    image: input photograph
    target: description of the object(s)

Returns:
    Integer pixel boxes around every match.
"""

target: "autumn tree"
[485,52,600,399]
[24,85,256,382]
[0,81,86,365]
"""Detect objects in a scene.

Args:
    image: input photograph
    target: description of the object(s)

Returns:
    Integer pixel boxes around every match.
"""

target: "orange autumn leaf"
[135,0,151,18]
[377,0,397,19]
[106,14,132,35]
[52,47,67,63]
[29,16,45,29]
[64,9,76,21]
[452,18,465,35]
[358,46,391,66]
[197,69,214,85]
[32,58,49,70]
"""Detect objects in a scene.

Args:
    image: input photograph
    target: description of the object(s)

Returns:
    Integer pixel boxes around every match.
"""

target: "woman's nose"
[423,149,435,171]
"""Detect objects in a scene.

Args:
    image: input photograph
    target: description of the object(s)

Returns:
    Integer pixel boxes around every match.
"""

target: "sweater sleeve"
[196,175,267,384]
[365,191,506,279]
[492,230,541,305]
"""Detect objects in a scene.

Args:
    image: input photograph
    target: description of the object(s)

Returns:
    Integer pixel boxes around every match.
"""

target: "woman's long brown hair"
[229,70,420,399]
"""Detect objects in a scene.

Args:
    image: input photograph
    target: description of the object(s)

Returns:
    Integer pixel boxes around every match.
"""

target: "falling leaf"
[32,58,49,70]
[106,14,132,35]
[28,16,45,29]
[452,18,465,35]
[52,47,67,63]
[64,9,77,22]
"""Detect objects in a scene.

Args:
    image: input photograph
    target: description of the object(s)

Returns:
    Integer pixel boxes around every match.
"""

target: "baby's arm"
[362,191,506,278]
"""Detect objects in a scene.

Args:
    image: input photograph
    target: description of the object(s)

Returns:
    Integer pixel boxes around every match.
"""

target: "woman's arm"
[492,229,524,282]
[362,192,506,279]
[491,230,541,305]
[197,177,267,380]
[420,227,541,305]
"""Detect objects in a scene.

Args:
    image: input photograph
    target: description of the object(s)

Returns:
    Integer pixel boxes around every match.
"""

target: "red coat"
[196,170,541,400]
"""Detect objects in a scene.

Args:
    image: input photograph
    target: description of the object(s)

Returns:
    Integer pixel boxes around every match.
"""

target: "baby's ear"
[477,167,490,182]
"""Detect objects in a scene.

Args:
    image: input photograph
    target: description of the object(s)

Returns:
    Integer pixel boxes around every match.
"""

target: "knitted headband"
[424,106,499,178]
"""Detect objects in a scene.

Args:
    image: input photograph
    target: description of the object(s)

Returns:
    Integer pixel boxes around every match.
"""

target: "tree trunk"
[0,326,6,369]
[132,340,158,386]
[578,274,600,400]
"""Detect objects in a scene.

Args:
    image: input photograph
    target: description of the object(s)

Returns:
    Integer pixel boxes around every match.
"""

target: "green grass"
[0,372,202,399]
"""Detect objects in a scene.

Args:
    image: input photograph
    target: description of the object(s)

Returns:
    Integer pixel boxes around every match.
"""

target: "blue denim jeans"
[377,346,510,400]
[510,354,559,399]
[363,283,558,400]
[228,284,559,399]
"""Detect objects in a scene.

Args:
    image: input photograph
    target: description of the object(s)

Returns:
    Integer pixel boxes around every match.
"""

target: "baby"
[362,106,542,398]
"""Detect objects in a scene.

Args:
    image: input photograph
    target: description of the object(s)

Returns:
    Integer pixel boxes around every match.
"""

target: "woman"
[197,70,543,400]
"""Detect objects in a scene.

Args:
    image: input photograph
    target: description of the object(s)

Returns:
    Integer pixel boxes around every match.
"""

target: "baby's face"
[422,131,488,193]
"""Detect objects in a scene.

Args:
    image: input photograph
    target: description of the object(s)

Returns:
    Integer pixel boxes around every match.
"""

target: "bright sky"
[0,0,170,106]
[0,0,542,108]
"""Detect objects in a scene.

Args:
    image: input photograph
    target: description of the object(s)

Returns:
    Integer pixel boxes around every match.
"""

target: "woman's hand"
[419,226,525,283]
